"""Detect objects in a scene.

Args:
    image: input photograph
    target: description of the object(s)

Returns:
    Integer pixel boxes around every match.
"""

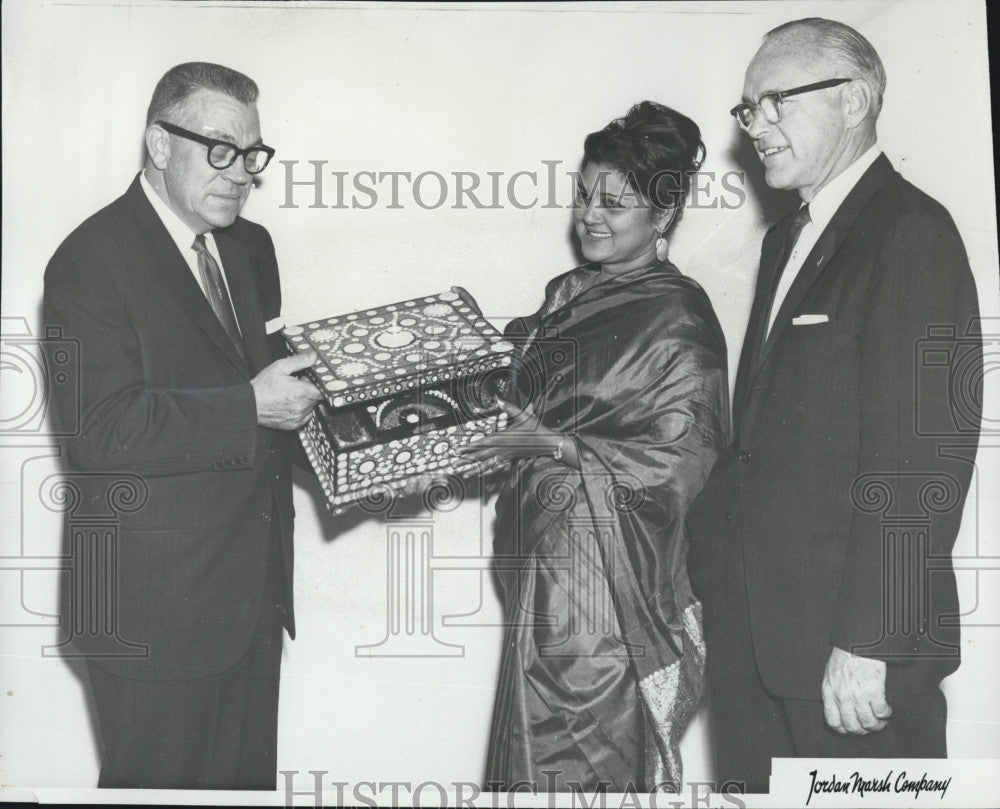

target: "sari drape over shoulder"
[485,261,728,792]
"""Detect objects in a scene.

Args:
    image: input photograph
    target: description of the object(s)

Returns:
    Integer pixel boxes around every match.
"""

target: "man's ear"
[145,124,170,170]
[843,79,875,128]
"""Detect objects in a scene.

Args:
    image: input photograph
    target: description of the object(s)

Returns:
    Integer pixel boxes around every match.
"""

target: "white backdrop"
[2,0,998,804]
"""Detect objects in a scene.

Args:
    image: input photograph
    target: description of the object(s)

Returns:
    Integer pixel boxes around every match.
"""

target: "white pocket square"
[792,314,829,326]
[265,316,285,334]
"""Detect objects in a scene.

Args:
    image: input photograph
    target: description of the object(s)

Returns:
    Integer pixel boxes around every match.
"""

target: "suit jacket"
[43,174,299,680]
[688,155,982,699]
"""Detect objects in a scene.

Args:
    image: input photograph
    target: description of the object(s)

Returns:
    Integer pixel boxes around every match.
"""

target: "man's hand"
[821,646,892,734]
[251,349,322,430]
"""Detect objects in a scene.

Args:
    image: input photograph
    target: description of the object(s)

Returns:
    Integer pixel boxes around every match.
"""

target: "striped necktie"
[192,234,246,362]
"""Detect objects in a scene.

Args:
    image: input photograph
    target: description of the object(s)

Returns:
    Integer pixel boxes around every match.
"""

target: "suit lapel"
[756,224,846,367]
[740,155,895,413]
[126,178,253,378]
[215,228,268,374]
[732,221,791,435]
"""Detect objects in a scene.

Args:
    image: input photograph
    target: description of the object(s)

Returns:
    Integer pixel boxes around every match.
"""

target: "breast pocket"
[781,316,860,360]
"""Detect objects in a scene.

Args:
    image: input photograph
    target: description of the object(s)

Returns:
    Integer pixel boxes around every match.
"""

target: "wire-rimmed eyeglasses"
[155,120,275,174]
[729,78,852,130]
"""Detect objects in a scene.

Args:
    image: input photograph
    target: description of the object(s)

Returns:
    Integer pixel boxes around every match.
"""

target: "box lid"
[284,287,514,408]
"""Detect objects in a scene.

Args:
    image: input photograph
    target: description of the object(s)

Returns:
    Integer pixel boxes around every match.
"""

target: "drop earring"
[655,232,668,262]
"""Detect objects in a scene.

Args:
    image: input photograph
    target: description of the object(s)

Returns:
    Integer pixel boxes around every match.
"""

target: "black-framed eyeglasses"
[155,120,275,174]
[729,78,852,130]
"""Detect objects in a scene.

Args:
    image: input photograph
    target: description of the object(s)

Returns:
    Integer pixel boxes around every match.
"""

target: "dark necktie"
[787,203,812,257]
[192,234,246,362]
[763,203,812,342]
[779,203,812,275]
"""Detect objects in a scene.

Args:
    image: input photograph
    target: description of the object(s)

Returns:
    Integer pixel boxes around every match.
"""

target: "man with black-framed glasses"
[43,61,321,789]
[688,17,981,791]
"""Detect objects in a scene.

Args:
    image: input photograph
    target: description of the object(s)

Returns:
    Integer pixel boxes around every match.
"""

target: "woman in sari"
[459,101,729,792]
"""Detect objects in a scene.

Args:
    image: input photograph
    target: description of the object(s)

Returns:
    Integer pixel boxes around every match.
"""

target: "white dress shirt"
[765,145,883,336]
[139,171,241,333]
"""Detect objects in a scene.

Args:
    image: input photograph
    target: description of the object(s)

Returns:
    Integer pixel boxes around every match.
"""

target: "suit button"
[260,512,272,523]
[237,457,247,466]
[738,450,752,463]
[725,510,734,523]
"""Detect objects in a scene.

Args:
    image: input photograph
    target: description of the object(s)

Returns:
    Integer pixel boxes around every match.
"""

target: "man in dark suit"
[42,62,322,789]
[687,18,982,791]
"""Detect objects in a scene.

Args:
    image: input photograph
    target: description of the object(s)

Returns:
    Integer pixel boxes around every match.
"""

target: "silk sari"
[485,260,728,791]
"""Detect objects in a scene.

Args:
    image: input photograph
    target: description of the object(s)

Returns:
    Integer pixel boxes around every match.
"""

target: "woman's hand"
[394,472,439,499]
[456,400,578,469]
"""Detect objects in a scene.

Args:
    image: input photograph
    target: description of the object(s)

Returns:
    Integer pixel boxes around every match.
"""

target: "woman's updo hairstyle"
[582,101,705,223]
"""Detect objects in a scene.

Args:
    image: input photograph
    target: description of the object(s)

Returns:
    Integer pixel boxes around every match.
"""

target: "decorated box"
[283,288,514,510]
